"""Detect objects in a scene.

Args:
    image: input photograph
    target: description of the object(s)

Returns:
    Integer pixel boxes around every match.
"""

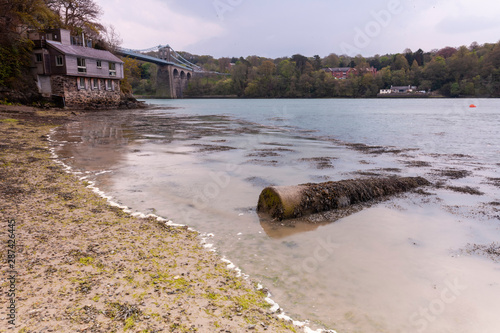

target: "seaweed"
[435,169,472,179]
[258,176,431,220]
[446,186,484,195]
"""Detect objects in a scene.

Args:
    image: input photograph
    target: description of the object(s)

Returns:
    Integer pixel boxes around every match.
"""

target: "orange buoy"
[470,104,477,108]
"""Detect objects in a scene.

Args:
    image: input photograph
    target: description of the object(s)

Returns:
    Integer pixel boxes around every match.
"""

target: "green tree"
[278,59,297,80]
[409,60,422,86]
[258,60,276,77]
[121,57,140,94]
[450,82,460,97]
[291,54,309,73]
[213,78,234,95]
[377,66,392,88]
[413,48,424,66]
[392,54,410,71]
[423,56,449,91]
[312,55,321,70]
[447,46,478,81]
[218,57,231,73]
[369,55,381,70]
[391,69,408,86]
[230,63,248,96]
[244,80,259,97]
[322,53,340,68]
[0,0,55,91]
[297,73,314,97]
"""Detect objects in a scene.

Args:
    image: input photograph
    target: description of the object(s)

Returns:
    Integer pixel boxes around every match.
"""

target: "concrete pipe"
[257,177,430,220]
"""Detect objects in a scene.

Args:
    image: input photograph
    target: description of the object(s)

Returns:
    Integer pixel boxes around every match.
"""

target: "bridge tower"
[156,64,192,98]
[155,45,192,98]
[158,46,171,62]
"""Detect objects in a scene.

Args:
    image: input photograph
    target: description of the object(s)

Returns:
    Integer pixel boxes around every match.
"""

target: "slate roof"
[46,40,123,63]
[328,67,352,72]
[391,85,416,90]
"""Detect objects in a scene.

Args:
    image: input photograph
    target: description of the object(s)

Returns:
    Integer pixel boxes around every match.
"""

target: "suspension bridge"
[116,45,225,98]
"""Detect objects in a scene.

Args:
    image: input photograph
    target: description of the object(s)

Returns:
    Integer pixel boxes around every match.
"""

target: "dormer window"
[56,55,63,66]
[109,62,116,76]
[77,58,86,73]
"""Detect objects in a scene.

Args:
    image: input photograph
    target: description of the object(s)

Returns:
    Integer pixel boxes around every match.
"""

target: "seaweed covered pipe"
[257,177,431,220]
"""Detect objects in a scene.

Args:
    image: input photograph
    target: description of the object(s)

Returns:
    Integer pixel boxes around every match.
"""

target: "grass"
[0,118,18,123]
[234,291,271,311]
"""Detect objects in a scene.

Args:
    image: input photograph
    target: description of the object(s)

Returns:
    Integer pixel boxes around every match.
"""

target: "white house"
[30,29,124,108]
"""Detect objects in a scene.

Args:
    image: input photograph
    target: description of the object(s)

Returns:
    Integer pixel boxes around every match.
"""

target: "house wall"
[65,55,123,79]
[47,50,67,75]
[59,29,71,45]
[37,75,52,97]
[33,49,51,75]
[51,75,121,108]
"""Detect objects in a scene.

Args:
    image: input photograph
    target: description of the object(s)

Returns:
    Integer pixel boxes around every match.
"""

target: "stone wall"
[156,66,173,98]
[51,75,121,108]
[156,65,191,98]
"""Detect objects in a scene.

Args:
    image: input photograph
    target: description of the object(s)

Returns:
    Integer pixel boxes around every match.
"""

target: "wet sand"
[0,105,299,333]
[47,99,500,333]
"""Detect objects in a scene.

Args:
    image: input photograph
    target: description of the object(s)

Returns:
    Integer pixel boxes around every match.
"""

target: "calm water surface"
[52,99,500,332]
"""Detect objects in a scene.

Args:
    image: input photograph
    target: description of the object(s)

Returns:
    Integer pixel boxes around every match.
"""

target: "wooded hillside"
[177,44,500,98]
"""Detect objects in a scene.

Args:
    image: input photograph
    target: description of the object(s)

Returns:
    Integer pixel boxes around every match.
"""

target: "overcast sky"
[98,0,500,58]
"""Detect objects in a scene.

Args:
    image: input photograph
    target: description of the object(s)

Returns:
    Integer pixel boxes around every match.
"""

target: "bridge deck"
[116,49,192,70]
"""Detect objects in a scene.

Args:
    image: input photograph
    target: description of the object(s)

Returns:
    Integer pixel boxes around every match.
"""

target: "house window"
[78,77,86,90]
[55,55,63,66]
[92,78,99,90]
[77,58,86,73]
[35,53,43,62]
[97,60,102,68]
[106,80,113,91]
[109,62,116,76]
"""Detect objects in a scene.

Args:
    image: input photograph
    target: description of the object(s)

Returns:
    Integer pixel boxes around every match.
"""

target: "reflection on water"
[260,219,324,239]
[52,100,500,333]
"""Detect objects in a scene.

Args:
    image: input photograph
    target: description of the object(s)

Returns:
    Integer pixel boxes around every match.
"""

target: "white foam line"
[260,292,336,333]
[95,170,112,176]
[220,257,249,279]
[47,129,334,333]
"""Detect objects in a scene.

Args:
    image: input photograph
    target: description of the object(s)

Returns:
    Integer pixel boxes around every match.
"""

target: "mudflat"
[0,105,297,333]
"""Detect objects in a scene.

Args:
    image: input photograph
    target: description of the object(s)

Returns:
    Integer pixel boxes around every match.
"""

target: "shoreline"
[0,105,307,332]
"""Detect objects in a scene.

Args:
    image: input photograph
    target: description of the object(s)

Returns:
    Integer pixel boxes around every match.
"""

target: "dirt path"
[0,105,298,333]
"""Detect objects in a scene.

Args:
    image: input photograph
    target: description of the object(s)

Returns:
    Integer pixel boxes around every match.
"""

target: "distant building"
[378,85,428,97]
[323,67,377,79]
[390,85,417,93]
[29,29,124,108]
[324,67,355,79]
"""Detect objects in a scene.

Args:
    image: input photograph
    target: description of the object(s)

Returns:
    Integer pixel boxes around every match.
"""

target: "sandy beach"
[0,105,299,333]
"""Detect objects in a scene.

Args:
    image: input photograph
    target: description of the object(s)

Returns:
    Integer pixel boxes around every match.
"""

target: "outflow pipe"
[257,177,430,220]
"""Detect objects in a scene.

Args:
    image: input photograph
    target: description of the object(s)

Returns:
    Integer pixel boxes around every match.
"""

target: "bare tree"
[96,24,122,52]
[46,0,104,37]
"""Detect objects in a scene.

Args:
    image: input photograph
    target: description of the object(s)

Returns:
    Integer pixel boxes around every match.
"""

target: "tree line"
[178,44,500,98]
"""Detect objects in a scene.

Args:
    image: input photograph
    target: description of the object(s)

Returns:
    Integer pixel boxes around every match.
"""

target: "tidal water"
[52,99,500,332]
